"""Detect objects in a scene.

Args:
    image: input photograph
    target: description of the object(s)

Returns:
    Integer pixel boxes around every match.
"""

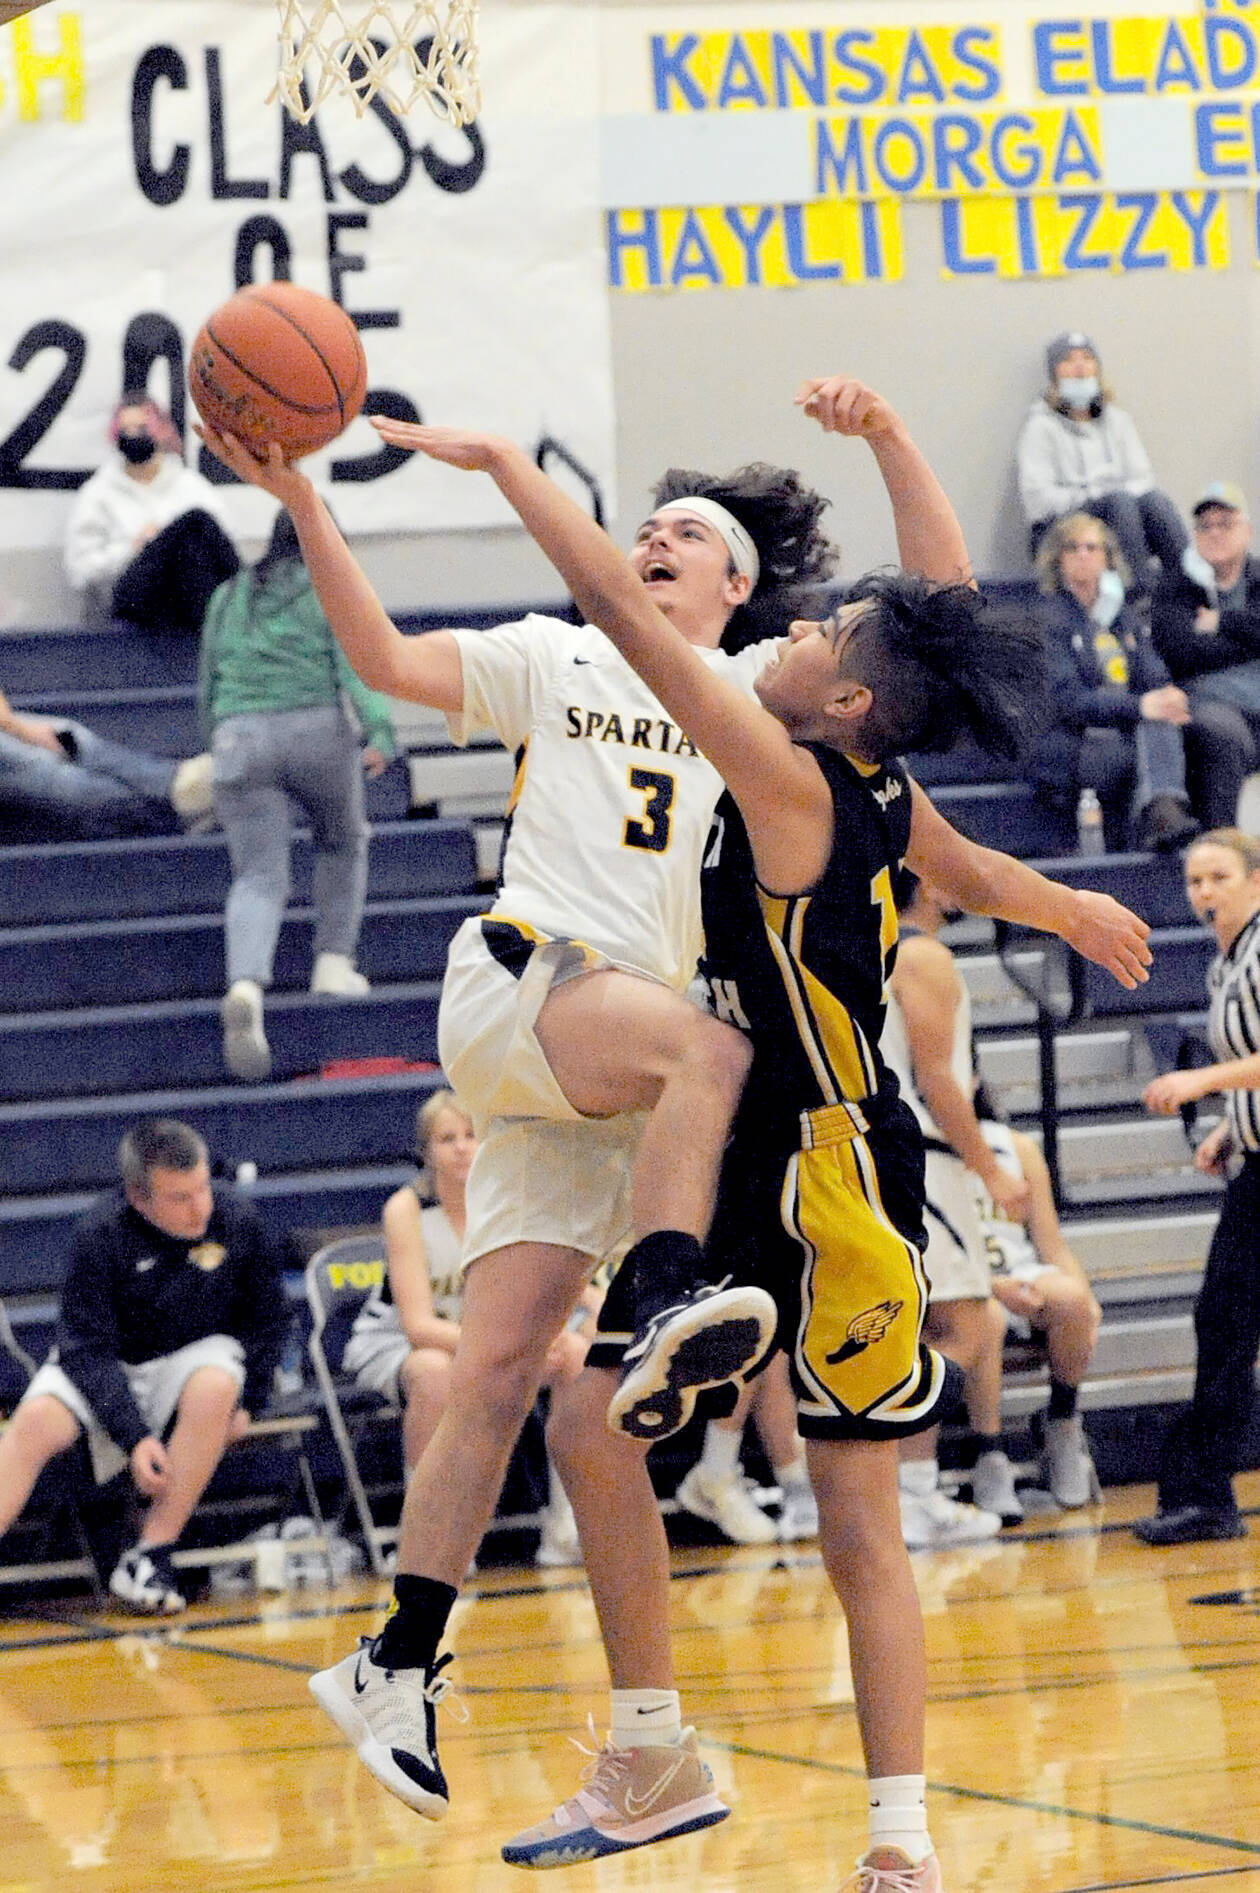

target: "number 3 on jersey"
[624,766,675,853]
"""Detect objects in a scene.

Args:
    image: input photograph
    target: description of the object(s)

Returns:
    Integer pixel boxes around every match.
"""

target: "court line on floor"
[713,1738,1260,1860]
[1063,1868,1260,1890]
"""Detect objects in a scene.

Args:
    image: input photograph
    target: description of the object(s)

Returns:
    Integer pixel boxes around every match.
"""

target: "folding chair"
[305,1233,403,1578]
[0,1298,103,1595]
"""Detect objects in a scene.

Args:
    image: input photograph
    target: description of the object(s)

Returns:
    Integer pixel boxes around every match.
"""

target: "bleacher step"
[0,893,483,1010]
[975,1027,1148,1115]
[0,1163,417,1293]
[0,982,442,1101]
[0,820,477,926]
[0,1069,444,1196]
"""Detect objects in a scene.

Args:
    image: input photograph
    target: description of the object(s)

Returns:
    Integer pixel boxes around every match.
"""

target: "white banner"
[0,0,614,549]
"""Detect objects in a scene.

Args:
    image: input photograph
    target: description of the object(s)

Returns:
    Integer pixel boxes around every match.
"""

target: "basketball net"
[270,0,480,125]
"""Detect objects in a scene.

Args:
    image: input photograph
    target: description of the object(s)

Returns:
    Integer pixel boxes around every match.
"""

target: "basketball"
[187,282,368,458]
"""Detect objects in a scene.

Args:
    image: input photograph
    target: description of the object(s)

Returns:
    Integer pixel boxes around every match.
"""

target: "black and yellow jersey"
[700,743,912,1153]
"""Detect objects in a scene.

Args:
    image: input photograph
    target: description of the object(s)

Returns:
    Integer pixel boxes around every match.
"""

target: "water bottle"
[1076,787,1105,856]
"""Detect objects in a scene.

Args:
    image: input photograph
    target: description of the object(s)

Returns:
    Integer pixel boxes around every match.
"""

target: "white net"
[270,0,480,125]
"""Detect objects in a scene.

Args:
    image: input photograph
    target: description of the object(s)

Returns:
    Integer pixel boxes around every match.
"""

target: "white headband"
[656,495,760,591]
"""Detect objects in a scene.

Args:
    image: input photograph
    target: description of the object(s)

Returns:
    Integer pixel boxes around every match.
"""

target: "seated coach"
[0,1118,290,1612]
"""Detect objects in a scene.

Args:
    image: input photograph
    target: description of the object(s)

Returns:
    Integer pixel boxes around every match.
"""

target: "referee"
[1139,827,1260,1544]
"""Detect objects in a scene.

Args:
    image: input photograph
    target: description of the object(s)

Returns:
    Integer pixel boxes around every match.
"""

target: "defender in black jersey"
[395,376,1153,1890]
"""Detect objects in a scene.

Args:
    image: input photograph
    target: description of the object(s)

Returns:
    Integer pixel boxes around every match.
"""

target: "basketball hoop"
[270,0,480,125]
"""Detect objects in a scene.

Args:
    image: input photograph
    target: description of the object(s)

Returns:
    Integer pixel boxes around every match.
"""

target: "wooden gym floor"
[0,1473,1257,1893]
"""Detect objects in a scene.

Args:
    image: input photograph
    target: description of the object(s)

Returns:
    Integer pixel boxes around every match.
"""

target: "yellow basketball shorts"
[783,1104,947,1441]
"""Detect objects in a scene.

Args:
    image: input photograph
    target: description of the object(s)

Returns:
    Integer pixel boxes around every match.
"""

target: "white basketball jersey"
[880,943,973,1144]
[450,616,772,994]
[975,1120,1040,1276]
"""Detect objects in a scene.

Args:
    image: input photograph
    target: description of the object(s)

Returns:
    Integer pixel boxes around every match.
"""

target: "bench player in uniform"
[200,411,848,1818]
[392,379,1152,1890]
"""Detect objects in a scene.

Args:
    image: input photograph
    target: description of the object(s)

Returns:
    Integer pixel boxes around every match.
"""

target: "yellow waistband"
[799,1100,869,1150]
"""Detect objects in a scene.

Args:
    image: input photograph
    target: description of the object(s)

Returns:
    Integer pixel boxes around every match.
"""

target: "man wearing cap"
[1150,484,1260,736]
[1017,332,1188,583]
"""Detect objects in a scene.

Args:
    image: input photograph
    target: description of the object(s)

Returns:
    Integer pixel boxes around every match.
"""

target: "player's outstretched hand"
[1064,889,1152,989]
[369,416,515,472]
[795,375,902,438]
[195,425,312,503]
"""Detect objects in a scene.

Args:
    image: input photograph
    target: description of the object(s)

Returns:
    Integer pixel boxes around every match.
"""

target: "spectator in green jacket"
[200,509,397,1081]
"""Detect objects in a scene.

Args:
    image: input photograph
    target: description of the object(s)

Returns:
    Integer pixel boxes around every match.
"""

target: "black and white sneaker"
[606,1279,777,1442]
[308,1640,463,1818]
[108,1544,185,1615]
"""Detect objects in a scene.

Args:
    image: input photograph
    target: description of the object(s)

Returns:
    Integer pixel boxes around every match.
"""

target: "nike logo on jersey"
[573,656,593,665]
[134,1255,158,1273]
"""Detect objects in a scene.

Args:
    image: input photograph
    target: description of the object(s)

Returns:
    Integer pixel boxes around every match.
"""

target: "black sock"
[624,1230,705,1308]
[1047,1377,1078,1421]
[967,1431,1002,1469]
[372,1574,458,1672]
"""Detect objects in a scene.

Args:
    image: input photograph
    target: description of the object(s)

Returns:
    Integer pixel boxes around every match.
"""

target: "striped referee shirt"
[1207,908,1260,1152]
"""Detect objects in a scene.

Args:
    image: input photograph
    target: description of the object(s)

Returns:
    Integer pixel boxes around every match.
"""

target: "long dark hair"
[253,509,303,585]
[651,462,838,654]
[836,571,1046,761]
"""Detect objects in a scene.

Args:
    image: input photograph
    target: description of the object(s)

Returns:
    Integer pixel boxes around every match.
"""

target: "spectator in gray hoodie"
[1017,332,1188,589]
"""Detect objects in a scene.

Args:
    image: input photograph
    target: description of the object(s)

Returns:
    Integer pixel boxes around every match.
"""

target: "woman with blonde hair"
[1027,512,1250,852]
[344,1089,593,1564]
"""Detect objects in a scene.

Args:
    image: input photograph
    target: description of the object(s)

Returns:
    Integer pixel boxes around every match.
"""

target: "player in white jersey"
[970,1101,1101,1508]
[1139,828,1260,1543]
[201,413,839,1821]
[882,871,1024,1538]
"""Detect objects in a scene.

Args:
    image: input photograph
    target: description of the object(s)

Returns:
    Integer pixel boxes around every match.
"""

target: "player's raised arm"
[196,426,464,711]
[374,416,836,887]
[795,375,972,586]
[904,779,1152,989]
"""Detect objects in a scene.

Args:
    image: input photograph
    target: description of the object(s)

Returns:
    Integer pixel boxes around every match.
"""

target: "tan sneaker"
[500,1725,729,1867]
[839,1847,944,1892]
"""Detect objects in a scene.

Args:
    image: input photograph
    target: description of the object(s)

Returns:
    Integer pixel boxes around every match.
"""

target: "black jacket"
[52,1186,291,1453]
[1150,555,1260,681]
[1026,588,1170,787]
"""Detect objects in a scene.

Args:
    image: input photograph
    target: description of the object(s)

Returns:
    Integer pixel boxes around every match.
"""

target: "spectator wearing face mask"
[1025,513,1251,852]
[1150,483,1260,741]
[64,392,240,632]
[1016,331,1189,587]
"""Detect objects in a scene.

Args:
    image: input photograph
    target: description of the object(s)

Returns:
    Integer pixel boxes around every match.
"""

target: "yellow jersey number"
[870,865,897,997]
[624,766,675,854]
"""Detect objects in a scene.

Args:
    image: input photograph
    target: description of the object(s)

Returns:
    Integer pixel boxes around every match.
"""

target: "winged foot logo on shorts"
[826,1298,903,1364]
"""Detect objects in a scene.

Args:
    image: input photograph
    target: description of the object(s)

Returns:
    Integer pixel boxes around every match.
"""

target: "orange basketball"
[188,282,367,458]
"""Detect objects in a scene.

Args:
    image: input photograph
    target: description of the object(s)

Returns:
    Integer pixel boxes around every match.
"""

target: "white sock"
[773,1452,809,1492]
[897,1459,939,1498]
[609,1688,683,1749]
[868,1773,931,1863]
[699,1423,741,1482]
